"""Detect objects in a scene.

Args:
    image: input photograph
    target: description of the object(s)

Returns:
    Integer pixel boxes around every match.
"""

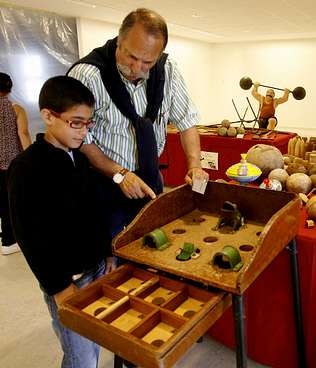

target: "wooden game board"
[59,182,300,367]
[113,182,301,294]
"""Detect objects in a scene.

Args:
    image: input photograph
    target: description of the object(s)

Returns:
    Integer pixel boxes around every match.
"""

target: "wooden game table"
[59,182,305,368]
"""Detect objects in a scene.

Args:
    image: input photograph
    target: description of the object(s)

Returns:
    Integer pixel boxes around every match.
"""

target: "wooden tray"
[59,264,230,368]
[113,182,300,294]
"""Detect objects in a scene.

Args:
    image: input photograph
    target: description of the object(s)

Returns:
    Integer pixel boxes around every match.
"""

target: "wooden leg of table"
[114,354,123,368]
[233,294,247,368]
[287,238,307,368]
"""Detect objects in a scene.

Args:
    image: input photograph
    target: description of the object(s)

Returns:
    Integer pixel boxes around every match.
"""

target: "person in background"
[0,72,32,255]
[68,8,209,238]
[7,76,113,368]
[252,82,290,130]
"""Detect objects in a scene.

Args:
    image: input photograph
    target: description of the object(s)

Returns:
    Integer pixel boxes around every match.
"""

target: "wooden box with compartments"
[59,182,301,367]
[59,263,230,368]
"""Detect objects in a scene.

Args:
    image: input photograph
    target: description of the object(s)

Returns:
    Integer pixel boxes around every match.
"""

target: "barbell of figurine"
[239,76,306,100]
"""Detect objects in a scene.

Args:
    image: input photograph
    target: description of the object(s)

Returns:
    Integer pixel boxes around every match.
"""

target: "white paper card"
[192,178,208,194]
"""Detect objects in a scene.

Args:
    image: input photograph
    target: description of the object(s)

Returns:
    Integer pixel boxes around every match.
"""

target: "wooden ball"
[310,174,316,187]
[221,119,231,128]
[293,157,304,165]
[307,202,316,220]
[247,144,284,177]
[286,173,312,194]
[308,164,316,176]
[286,163,296,175]
[295,165,308,174]
[217,126,227,136]
[306,196,316,211]
[227,127,237,137]
[237,126,245,135]
[283,156,291,165]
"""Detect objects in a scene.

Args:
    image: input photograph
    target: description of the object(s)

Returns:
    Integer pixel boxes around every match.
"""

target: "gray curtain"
[0,6,79,138]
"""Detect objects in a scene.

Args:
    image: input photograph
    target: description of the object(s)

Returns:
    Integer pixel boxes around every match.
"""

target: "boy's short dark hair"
[39,76,95,112]
[0,72,13,93]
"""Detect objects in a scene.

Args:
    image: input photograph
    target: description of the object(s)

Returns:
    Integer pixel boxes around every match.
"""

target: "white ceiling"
[2,0,316,43]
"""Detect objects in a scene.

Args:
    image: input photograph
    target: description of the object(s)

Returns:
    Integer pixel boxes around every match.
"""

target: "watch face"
[113,172,124,184]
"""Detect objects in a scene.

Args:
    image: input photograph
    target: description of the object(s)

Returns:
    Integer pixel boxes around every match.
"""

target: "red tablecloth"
[208,208,316,368]
[160,127,312,367]
[160,129,296,186]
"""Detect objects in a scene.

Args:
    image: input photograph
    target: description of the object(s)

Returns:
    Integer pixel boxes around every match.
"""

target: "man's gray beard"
[117,63,149,80]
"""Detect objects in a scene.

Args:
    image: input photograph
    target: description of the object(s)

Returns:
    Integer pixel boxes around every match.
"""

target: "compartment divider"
[162,290,187,310]
[130,310,162,339]
[127,308,160,335]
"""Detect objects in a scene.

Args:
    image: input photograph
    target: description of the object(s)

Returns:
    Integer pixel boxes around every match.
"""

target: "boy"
[7,76,113,368]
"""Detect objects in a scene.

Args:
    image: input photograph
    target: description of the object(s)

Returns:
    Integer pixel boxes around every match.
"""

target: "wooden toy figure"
[252,82,290,130]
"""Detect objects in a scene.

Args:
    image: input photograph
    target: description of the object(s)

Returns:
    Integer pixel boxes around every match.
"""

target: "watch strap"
[118,168,128,176]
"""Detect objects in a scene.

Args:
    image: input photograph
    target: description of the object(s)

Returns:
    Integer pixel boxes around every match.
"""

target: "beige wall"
[212,39,315,136]
[77,17,315,136]
[76,18,118,56]
[164,36,215,124]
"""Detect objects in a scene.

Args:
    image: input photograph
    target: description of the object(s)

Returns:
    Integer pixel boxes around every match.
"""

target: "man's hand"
[105,256,117,274]
[54,283,78,308]
[119,171,156,200]
[185,167,209,186]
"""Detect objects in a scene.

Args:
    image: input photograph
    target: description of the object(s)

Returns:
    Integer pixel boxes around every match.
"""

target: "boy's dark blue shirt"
[7,133,111,295]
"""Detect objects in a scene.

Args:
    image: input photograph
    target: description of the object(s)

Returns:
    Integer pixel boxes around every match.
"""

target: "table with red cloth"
[208,208,315,368]
[159,127,296,186]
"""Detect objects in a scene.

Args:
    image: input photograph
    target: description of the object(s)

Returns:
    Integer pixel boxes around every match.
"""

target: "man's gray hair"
[118,8,168,50]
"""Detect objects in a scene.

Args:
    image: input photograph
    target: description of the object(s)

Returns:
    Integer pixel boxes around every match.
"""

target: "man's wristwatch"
[113,168,128,184]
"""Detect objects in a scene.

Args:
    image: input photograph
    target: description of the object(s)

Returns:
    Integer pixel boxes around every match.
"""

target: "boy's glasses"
[49,110,95,130]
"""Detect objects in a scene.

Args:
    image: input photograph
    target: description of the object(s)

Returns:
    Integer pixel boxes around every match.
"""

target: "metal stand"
[233,294,247,368]
[114,354,123,368]
[287,238,307,368]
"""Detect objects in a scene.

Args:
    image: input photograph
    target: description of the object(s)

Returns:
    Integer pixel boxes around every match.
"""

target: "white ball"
[268,168,289,188]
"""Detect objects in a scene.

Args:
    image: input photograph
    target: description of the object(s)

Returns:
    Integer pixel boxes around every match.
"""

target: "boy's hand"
[54,283,78,308]
[105,256,117,274]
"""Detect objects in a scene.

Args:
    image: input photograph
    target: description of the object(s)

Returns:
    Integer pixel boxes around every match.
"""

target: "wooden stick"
[129,278,158,296]
[95,296,129,320]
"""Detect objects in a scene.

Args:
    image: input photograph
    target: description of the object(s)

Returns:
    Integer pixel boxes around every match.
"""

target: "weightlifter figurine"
[251,82,290,130]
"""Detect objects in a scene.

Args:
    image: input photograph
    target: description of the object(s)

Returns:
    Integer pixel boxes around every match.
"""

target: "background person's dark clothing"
[0,170,15,245]
[0,95,22,247]
[7,134,112,295]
